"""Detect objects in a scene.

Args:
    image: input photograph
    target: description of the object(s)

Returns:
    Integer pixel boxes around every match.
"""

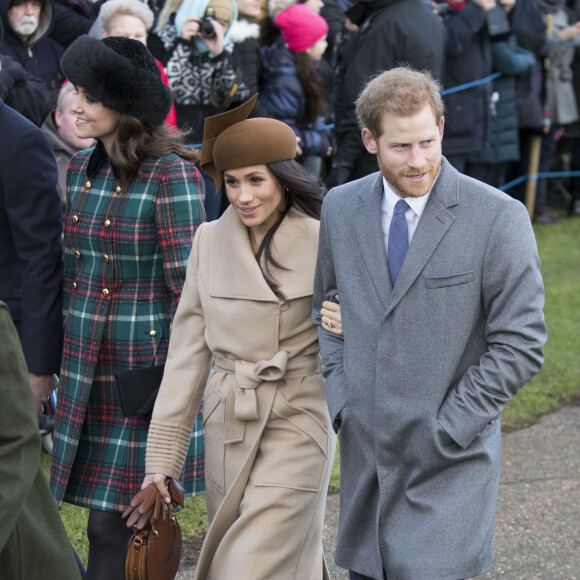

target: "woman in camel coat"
[142,96,335,579]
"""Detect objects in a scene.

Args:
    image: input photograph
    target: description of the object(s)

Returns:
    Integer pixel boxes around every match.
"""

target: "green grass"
[501,217,580,428]
[46,217,580,559]
[41,453,207,566]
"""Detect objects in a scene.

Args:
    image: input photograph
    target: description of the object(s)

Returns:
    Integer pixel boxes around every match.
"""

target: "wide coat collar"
[209,205,319,302]
[353,157,459,314]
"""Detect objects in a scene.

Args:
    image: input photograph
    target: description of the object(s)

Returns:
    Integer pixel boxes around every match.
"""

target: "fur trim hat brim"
[61,35,172,127]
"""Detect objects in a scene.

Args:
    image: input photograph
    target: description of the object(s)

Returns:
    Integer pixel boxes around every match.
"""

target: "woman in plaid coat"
[50,35,205,579]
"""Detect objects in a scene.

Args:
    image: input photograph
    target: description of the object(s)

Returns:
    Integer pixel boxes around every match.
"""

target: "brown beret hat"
[201,95,297,189]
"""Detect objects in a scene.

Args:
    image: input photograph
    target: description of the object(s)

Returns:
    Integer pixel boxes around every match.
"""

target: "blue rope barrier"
[441,72,502,96]
[500,170,580,192]
[187,73,499,142]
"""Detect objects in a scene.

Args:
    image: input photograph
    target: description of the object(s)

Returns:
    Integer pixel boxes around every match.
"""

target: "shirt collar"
[381,168,441,219]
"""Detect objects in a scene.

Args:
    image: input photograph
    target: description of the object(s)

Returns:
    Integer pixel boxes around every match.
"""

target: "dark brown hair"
[294,52,324,124]
[108,114,200,191]
[254,158,325,302]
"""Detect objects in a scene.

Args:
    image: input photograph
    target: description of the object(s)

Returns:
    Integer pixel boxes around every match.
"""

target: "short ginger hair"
[356,67,444,138]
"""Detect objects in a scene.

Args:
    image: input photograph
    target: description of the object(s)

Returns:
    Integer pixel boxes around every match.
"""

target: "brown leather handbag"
[122,478,184,580]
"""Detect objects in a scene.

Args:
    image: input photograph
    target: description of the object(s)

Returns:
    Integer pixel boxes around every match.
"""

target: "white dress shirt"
[381,177,436,258]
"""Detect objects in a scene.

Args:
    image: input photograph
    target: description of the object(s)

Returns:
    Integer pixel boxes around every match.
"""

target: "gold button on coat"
[104,219,111,228]
[149,330,157,337]
[103,254,110,263]
[115,186,122,194]
[85,181,91,189]
[102,289,109,297]
[72,215,79,224]
[74,251,81,259]
[73,282,77,290]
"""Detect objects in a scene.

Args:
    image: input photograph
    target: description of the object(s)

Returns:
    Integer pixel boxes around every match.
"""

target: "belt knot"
[233,351,289,421]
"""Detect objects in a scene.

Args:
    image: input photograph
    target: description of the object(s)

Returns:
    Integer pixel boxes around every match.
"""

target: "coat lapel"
[209,206,318,301]
[384,158,459,317]
[353,173,391,309]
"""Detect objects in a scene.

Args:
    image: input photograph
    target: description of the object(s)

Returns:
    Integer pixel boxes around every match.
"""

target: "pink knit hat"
[274,3,328,53]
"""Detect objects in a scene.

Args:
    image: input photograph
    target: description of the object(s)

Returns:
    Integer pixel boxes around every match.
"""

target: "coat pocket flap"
[425,271,475,289]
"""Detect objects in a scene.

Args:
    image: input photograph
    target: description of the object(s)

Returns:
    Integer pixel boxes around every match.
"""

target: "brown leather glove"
[122,478,184,530]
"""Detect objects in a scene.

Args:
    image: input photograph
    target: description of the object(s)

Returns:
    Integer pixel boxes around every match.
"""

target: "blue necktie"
[388,199,409,285]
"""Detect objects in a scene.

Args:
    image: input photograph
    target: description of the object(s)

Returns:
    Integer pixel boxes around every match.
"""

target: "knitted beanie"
[274,4,328,53]
[61,35,172,126]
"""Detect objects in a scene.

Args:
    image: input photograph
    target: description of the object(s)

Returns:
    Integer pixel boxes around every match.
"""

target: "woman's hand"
[320,295,342,336]
[142,472,171,503]
[180,17,200,41]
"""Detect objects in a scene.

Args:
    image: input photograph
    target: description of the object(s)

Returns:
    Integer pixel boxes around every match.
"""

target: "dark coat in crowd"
[0,99,63,376]
[0,301,81,580]
[48,0,100,48]
[441,0,493,157]
[0,0,65,94]
[0,50,50,125]
[228,17,270,117]
[331,0,445,183]
[320,0,347,63]
[468,35,536,166]
[260,38,330,157]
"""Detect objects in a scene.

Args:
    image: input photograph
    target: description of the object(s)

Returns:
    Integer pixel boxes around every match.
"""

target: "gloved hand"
[0,58,27,99]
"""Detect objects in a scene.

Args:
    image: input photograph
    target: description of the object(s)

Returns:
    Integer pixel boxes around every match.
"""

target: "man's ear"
[439,116,445,141]
[361,127,378,155]
[54,107,63,128]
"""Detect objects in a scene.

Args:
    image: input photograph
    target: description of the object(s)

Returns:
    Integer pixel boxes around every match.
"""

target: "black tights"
[86,509,133,580]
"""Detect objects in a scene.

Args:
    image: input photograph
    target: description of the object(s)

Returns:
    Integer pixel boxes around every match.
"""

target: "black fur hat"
[61,35,172,127]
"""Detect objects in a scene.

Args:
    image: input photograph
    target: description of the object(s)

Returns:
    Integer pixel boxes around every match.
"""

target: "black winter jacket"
[331,0,445,183]
[441,0,493,157]
[0,0,64,94]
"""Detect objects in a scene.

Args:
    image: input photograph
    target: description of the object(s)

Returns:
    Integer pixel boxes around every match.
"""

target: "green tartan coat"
[51,143,206,512]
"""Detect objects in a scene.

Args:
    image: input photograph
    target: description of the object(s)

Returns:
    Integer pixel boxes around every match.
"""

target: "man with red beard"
[312,67,547,580]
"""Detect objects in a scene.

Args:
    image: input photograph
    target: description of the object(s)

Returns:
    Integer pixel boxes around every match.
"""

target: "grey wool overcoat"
[313,158,547,580]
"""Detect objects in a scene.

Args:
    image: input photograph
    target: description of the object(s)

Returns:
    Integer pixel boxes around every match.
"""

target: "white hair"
[100,0,154,32]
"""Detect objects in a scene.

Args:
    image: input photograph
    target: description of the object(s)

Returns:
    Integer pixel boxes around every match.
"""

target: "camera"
[199,15,216,38]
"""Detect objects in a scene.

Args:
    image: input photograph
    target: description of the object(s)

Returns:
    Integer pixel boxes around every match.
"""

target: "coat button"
[85,180,91,189]
[74,250,81,259]
[73,282,77,290]
[102,288,109,297]
[103,254,110,263]
[104,219,111,228]
[72,215,79,224]
[148,330,157,337]
[115,186,122,194]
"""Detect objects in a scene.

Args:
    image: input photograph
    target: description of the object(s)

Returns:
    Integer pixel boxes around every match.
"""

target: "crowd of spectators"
[3,0,580,224]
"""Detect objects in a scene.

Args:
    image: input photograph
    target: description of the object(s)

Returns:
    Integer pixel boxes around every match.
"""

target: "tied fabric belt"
[213,352,321,443]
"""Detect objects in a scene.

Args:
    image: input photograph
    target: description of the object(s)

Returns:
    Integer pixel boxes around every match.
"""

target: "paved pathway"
[177,406,580,579]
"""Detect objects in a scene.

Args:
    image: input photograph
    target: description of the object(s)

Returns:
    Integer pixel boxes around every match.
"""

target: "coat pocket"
[425,271,475,289]
[202,387,226,494]
[254,389,330,492]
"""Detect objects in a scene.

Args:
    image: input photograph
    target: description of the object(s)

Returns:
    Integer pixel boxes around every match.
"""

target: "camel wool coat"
[147,205,335,580]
